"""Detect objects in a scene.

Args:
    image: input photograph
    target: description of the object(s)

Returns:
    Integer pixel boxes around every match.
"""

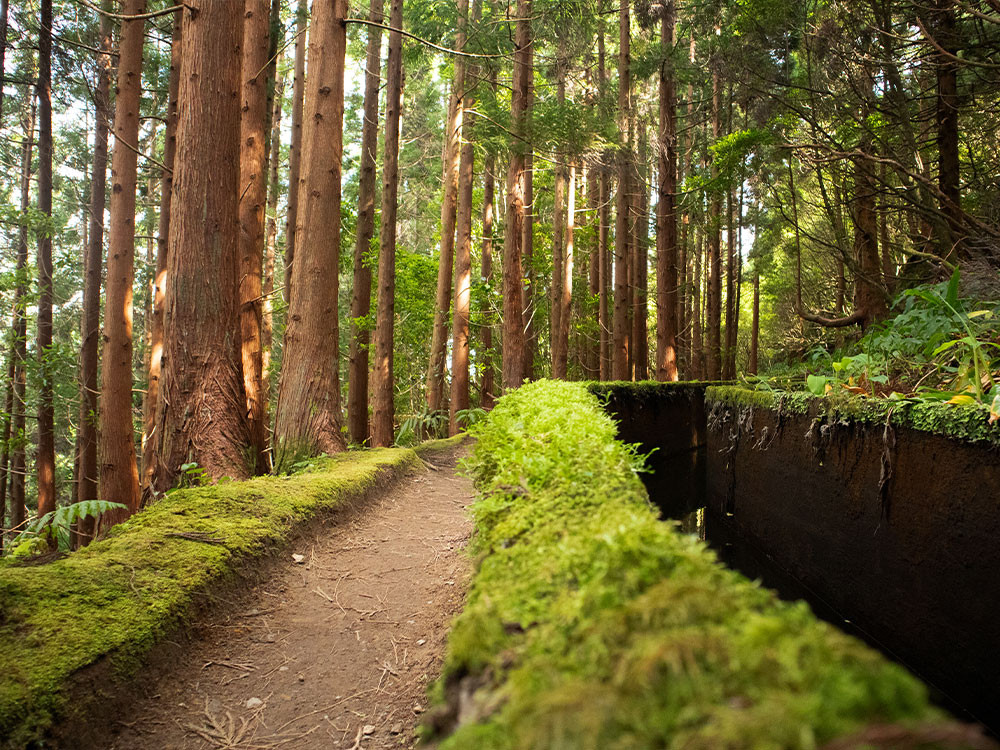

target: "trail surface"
[102,446,473,750]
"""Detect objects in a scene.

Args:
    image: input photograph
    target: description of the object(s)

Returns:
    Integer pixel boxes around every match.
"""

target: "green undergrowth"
[427,379,955,749]
[708,385,1000,448]
[0,445,434,748]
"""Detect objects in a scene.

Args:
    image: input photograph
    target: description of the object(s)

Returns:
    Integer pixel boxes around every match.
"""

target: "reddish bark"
[480,154,496,408]
[449,93,476,434]
[151,2,250,491]
[238,0,272,473]
[77,6,112,545]
[141,9,181,496]
[273,0,350,461]
[347,0,383,445]
[656,6,678,383]
[612,0,631,381]
[283,0,308,304]
[371,0,404,447]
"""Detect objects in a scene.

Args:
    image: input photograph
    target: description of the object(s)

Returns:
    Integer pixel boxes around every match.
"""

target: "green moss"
[0,447,424,748]
[427,379,954,749]
[588,380,726,407]
[707,386,1000,447]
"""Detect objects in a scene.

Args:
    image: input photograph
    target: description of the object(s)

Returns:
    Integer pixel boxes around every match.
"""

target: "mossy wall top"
[426,379,978,750]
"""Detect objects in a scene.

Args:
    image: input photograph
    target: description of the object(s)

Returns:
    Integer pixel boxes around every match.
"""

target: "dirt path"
[102,446,473,750]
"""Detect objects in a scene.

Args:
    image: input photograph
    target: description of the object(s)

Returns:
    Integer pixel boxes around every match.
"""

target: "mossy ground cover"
[707,385,1000,448]
[0,444,453,748]
[427,380,959,749]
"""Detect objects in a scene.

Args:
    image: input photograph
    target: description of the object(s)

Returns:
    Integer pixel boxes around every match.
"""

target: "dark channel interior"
[597,384,998,736]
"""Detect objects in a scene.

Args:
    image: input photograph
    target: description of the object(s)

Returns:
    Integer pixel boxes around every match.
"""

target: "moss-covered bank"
[425,380,980,749]
[0,441,459,748]
[706,386,1000,448]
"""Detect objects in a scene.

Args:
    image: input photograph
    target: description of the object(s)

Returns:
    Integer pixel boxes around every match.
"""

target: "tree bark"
[284,0,308,304]
[238,0,271,474]
[348,0,383,445]
[480,153,496,407]
[426,0,468,414]
[597,24,610,381]
[273,0,349,463]
[556,164,576,378]
[263,61,284,386]
[749,269,759,375]
[706,68,722,380]
[520,39,535,384]
[36,0,56,518]
[449,33,477,434]
[152,2,249,492]
[76,6,112,545]
[551,39,569,379]
[632,133,649,380]
[141,9,181,497]
[501,0,530,390]
[612,0,631,381]
[928,0,963,259]
[99,0,146,525]
[656,2,678,382]
[10,103,34,535]
[371,0,404,447]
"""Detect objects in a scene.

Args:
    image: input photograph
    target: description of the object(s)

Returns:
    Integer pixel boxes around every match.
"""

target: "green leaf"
[806,375,829,396]
[945,267,961,308]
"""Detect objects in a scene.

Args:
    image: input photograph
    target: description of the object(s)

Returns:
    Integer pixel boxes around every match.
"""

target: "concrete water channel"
[596,382,1000,735]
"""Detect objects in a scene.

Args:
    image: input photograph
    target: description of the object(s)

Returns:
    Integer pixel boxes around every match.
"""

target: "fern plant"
[6,500,128,556]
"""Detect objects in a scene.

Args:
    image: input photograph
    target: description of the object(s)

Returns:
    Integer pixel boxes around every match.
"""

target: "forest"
[0,0,997,548]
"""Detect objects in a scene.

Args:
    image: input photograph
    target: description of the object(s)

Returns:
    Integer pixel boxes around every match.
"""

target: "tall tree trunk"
[273,0,349,462]
[238,0,272,474]
[551,39,569,379]
[853,151,889,328]
[749,269,759,375]
[928,0,963,259]
[99,0,146,524]
[151,2,249,492]
[371,0,404,447]
[450,15,478,434]
[0,351,10,552]
[480,150,496,408]
[11,103,34,535]
[656,2,678,382]
[142,9,181,496]
[502,0,530,390]
[0,0,7,131]
[284,0,308,304]
[427,0,469,413]
[520,39,535,384]
[632,133,649,380]
[347,0,383,445]
[692,231,704,379]
[36,0,56,518]
[706,67,722,380]
[556,164,575,378]
[263,62,284,386]
[77,6,112,545]
[586,156,599,378]
[597,25,611,381]
[612,0,631,381]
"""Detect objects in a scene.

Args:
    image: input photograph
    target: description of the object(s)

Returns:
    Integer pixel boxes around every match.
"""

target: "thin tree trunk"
[141,9,181,496]
[348,0,383,445]
[263,63,284,385]
[77,6,112,545]
[692,231,704,379]
[238,0,271,474]
[151,1,249,492]
[11,103,34,535]
[520,39,535,384]
[706,67,722,380]
[480,151,496,408]
[502,0,530,390]
[99,0,146,525]
[36,0,56,518]
[371,0,404,447]
[633,133,649,380]
[656,1,678,382]
[612,0,631,381]
[427,0,469,413]
[597,25,610,381]
[929,0,963,259]
[0,349,12,552]
[273,0,349,462]
[283,0,308,304]
[749,269,759,375]
[0,0,7,131]
[556,164,575,378]
[450,7,479,433]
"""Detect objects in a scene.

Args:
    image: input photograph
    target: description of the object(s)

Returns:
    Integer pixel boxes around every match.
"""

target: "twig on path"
[166,530,227,545]
[202,660,256,672]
